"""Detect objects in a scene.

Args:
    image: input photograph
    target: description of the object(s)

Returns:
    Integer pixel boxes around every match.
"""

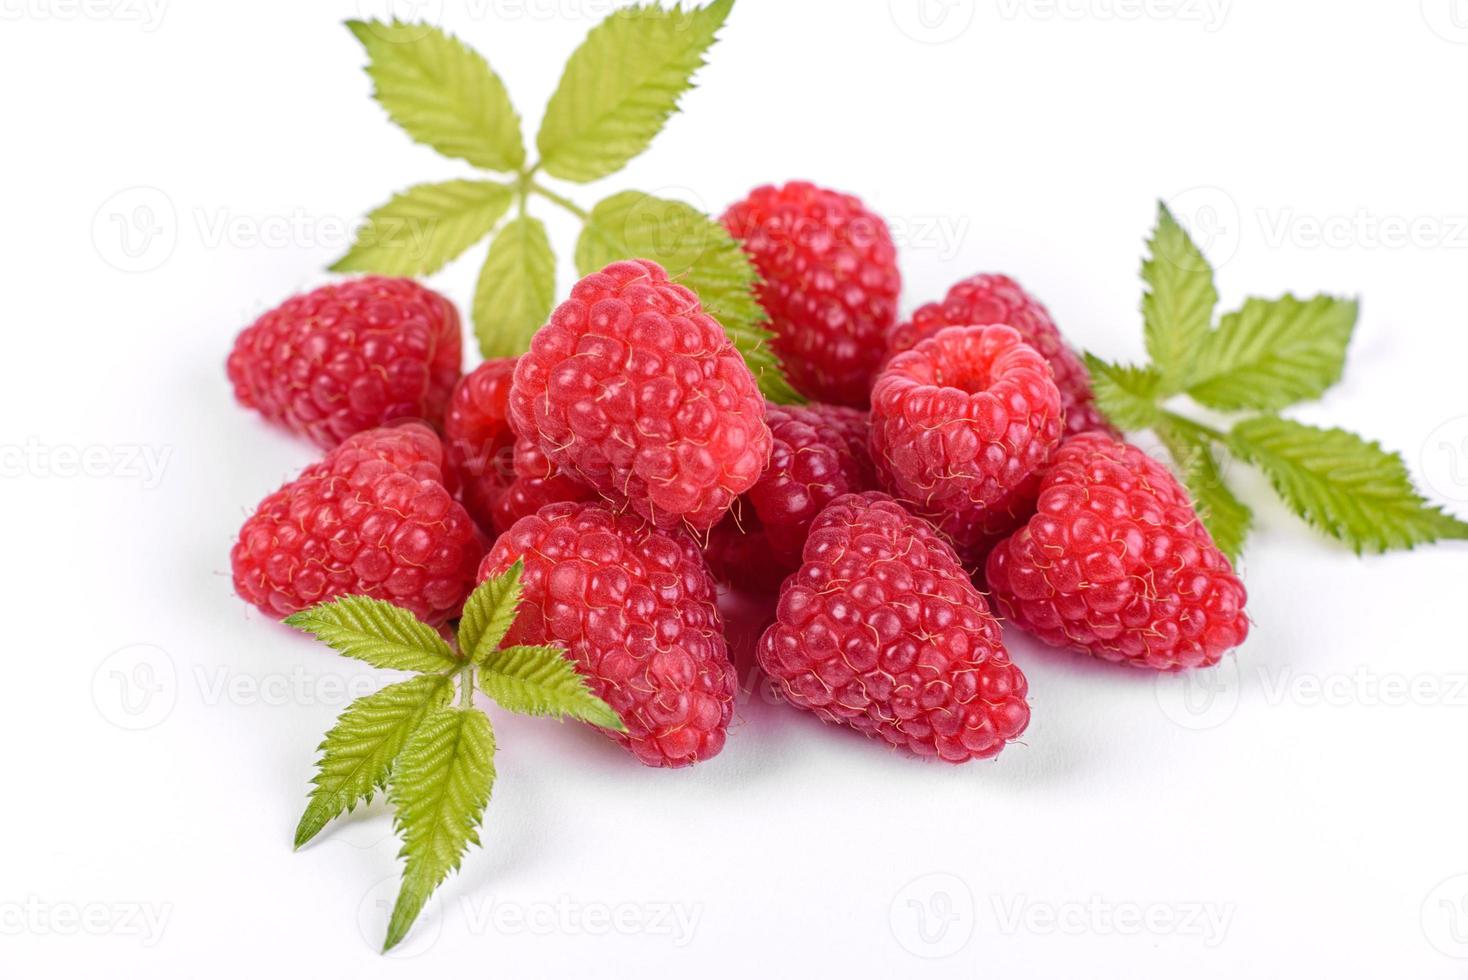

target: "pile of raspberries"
[228,180,1248,769]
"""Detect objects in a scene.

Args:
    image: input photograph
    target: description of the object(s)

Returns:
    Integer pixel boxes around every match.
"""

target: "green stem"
[528,180,588,220]
[458,664,474,710]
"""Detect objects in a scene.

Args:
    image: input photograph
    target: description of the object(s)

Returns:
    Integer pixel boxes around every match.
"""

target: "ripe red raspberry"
[703,517,789,594]
[871,325,1062,563]
[510,259,771,530]
[227,277,462,448]
[443,358,518,533]
[887,274,1112,436]
[232,423,484,625]
[704,402,876,591]
[478,502,737,768]
[722,181,900,406]
[757,492,1030,762]
[488,437,597,535]
[985,433,1249,670]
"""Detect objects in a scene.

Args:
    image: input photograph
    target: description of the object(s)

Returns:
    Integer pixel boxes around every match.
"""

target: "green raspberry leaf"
[284,595,459,673]
[457,561,524,665]
[478,645,625,731]
[330,180,513,277]
[1142,201,1219,391]
[576,190,801,404]
[1230,415,1468,553]
[536,0,733,183]
[1187,295,1358,412]
[473,214,557,359]
[1156,420,1252,563]
[347,20,525,172]
[294,674,453,849]
[384,707,496,952]
[1083,354,1163,431]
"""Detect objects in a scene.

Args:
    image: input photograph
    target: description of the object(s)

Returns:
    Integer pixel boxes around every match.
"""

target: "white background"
[4,0,1468,975]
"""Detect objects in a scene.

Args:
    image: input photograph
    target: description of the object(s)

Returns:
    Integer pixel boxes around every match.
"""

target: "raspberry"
[757,492,1030,762]
[510,259,771,530]
[227,277,462,448]
[232,423,484,625]
[722,181,900,406]
[985,433,1249,670]
[871,325,1063,563]
[443,358,519,534]
[703,515,789,594]
[478,502,737,768]
[488,437,597,535]
[887,273,1112,436]
[704,402,876,591]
